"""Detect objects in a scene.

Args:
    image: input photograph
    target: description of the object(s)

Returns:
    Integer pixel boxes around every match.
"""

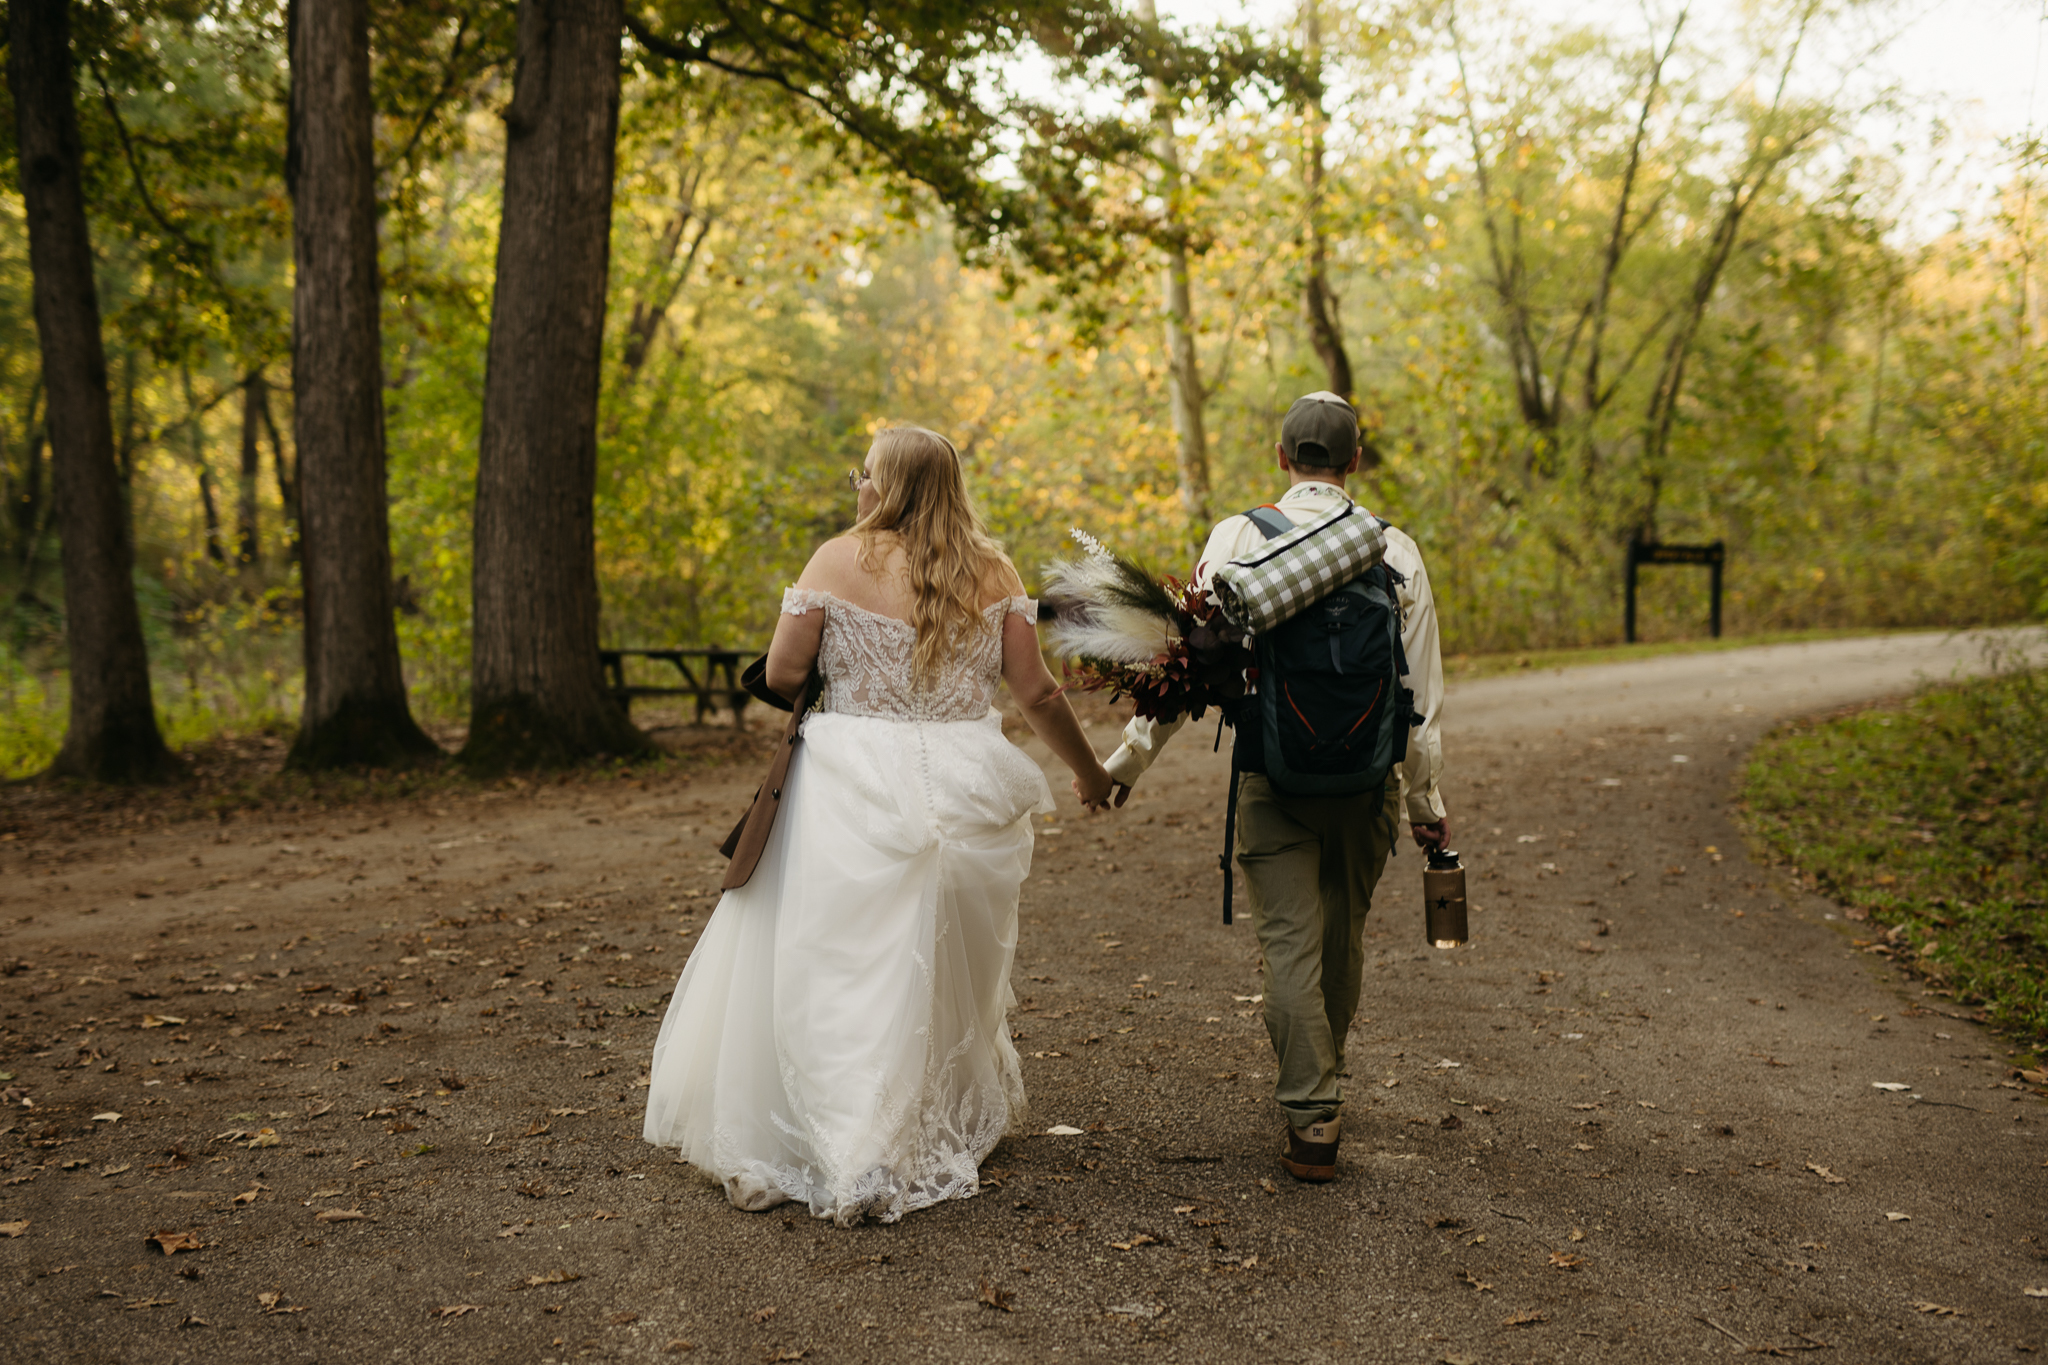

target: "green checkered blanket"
[1209,502,1389,634]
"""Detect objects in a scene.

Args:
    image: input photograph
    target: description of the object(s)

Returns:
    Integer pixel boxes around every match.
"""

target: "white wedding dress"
[641,589,1054,1225]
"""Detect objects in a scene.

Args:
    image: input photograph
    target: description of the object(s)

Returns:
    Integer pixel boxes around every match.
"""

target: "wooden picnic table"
[600,647,753,728]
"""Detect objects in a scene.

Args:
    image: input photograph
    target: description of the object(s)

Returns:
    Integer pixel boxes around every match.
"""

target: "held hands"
[1072,762,1116,813]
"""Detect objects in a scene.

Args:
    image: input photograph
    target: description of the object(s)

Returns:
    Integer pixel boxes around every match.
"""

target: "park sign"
[1625,539,1726,643]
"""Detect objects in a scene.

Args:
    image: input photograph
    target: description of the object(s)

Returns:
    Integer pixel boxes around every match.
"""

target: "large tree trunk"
[1134,0,1212,530]
[10,0,176,783]
[461,0,646,772]
[286,0,437,769]
[1298,0,1356,418]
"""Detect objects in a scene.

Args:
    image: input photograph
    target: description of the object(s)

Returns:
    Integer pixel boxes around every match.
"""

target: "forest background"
[0,0,2042,777]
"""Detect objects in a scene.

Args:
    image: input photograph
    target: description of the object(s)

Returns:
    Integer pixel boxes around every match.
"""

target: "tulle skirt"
[641,708,1055,1225]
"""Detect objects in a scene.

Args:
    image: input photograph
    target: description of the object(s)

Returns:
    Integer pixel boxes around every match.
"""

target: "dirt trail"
[1,632,2044,1364]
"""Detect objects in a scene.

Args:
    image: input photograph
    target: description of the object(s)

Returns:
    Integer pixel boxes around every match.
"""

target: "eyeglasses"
[845,469,871,489]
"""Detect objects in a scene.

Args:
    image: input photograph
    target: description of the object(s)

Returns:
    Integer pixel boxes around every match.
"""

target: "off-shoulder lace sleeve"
[782,588,835,616]
[1005,596,1037,621]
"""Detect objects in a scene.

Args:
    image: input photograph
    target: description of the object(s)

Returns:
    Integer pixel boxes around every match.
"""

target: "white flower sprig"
[1068,527,1112,561]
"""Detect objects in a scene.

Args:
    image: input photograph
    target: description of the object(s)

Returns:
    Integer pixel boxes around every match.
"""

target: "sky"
[1160,0,2047,230]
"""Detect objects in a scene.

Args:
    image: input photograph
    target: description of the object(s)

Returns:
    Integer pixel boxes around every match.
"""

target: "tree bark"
[237,372,263,568]
[461,0,646,772]
[286,0,437,769]
[1134,0,1212,530]
[10,0,176,783]
[1298,0,1356,419]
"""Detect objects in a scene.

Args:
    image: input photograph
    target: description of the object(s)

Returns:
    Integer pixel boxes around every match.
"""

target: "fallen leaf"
[126,1296,177,1310]
[1503,1309,1548,1326]
[549,1108,592,1117]
[0,1219,29,1237]
[749,1306,778,1324]
[232,1187,263,1206]
[591,1210,621,1221]
[1910,1301,1962,1317]
[1871,1082,1910,1092]
[1885,1212,1912,1222]
[149,1231,206,1255]
[1548,1252,1585,1269]
[609,1311,639,1325]
[307,1188,345,1199]
[314,1208,369,1223]
[101,1163,132,1178]
[664,1341,694,1354]
[91,1111,123,1124]
[524,1271,581,1289]
[2023,1288,2048,1299]
[1109,1233,1159,1250]
[244,1129,280,1150]
[1044,1125,1084,1136]
[140,1016,187,1029]
[524,1120,552,1137]
[1258,1178,1278,1195]
[977,1277,1015,1312]
[517,1181,552,1198]
[435,1304,483,1319]
[1804,1162,1847,1185]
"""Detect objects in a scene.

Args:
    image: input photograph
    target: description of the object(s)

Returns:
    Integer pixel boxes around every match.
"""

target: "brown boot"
[1280,1116,1339,1182]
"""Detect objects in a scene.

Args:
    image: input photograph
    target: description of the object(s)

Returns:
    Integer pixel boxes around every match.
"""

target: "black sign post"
[1625,539,1725,644]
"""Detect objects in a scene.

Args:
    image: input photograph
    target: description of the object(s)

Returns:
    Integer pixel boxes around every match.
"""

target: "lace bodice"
[782,589,1035,722]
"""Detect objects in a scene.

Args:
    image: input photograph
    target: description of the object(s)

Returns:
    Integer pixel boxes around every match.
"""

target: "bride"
[642,425,1114,1225]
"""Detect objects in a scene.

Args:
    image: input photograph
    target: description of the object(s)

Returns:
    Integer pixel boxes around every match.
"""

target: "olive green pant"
[1235,773,1401,1130]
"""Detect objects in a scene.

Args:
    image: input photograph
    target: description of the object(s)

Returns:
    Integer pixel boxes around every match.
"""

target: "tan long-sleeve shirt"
[1101,479,1448,825]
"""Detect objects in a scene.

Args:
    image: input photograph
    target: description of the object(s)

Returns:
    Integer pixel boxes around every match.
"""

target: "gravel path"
[2,629,2043,1363]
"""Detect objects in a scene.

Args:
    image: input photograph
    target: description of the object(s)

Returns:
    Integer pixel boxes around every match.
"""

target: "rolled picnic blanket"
[1209,501,1389,634]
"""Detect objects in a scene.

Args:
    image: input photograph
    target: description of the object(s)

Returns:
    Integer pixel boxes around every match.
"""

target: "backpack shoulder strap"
[1244,505,1292,540]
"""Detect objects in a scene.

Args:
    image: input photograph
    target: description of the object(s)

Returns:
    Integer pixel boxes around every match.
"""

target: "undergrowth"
[1740,658,2048,1051]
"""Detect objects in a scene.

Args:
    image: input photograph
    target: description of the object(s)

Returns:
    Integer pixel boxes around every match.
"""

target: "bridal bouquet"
[1038,530,1254,724]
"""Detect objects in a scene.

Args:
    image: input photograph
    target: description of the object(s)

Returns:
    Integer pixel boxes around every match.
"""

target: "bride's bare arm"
[764,610,824,701]
[764,540,853,700]
[1001,603,1113,810]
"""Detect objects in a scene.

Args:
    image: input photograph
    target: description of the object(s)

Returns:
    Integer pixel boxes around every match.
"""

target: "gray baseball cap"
[1280,391,1359,467]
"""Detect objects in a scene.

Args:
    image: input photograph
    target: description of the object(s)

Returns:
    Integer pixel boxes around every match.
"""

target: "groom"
[1104,392,1449,1182]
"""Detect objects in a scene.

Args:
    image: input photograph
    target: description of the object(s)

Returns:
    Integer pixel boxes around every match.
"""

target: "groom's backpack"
[1236,505,1418,798]
[1217,505,1421,922]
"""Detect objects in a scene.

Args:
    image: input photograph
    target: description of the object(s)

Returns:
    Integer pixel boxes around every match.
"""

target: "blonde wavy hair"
[852,427,1009,685]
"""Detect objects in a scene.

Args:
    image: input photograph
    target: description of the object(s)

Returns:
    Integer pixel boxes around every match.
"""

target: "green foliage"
[1741,663,2048,1048]
[1,0,2043,778]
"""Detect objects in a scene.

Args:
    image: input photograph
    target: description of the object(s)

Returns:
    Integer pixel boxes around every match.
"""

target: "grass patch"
[1739,664,2048,1052]
[1444,625,1944,681]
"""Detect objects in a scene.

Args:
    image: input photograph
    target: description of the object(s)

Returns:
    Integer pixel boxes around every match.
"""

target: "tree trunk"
[461,0,646,773]
[1134,0,1212,530]
[10,0,176,783]
[1298,0,1356,419]
[286,0,437,769]
[183,366,226,564]
[256,378,298,563]
[237,372,263,568]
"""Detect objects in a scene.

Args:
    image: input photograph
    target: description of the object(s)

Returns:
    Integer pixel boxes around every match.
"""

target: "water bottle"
[1423,846,1469,949]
